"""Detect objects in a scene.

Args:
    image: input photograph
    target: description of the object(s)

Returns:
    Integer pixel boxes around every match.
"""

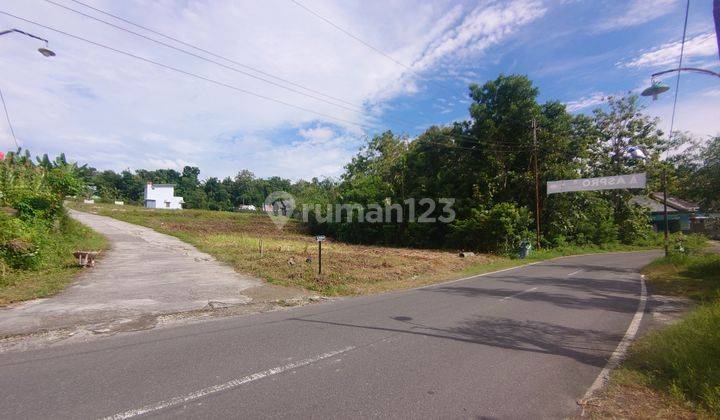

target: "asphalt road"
[0,251,657,419]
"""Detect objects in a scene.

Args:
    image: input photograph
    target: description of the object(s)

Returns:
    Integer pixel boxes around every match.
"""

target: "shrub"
[0,152,85,270]
[667,233,709,258]
[545,193,618,246]
[618,204,654,245]
[450,202,532,254]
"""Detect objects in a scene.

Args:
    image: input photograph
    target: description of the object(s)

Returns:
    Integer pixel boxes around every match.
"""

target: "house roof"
[151,183,175,188]
[630,194,699,213]
[630,196,674,212]
[649,193,699,212]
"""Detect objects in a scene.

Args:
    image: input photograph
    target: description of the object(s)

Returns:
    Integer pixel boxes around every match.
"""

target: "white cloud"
[619,33,718,69]
[0,0,546,179]
[218,131,361,180]
[596,0,679,31]
[646,94,720,138]
[298,126,335,142]
[703,88,720,97]
[565,92,607,112]
[410,0,546,71]
[146,158,194,171]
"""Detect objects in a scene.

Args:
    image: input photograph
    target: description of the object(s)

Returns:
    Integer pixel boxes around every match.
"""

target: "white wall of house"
[144,183,184,209]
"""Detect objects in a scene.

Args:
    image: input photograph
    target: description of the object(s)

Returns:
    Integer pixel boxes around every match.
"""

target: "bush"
[545,193,618,246]
[450,202,532,254]
[667,233,709,258]
[618,204,654,245]
[0,152,85,270]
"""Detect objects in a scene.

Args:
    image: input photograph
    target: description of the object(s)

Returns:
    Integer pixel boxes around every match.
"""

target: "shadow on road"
[290,315,620,367]
[421,285,638,313]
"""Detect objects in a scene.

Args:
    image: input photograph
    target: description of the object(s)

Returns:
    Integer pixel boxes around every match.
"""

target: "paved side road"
[0,251,658,418]
[0,210,262,336]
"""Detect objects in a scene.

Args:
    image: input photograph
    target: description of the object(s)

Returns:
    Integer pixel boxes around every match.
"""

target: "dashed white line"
[567,269,583,277]
[499,286,538,301]
[101,346,356,420]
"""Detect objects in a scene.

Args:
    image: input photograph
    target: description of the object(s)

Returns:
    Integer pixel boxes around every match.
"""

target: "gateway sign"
[547,173,646,195]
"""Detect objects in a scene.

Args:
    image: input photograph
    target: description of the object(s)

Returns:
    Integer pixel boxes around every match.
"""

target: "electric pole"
[532,118,541,249]
[662,170,669,257]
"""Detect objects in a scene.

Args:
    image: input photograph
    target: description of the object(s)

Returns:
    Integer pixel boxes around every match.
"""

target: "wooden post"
[318,240,322,275]
[259,238,264,257]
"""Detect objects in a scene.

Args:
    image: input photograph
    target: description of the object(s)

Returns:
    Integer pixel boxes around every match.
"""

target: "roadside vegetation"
[586,240,720,417]
[0,151,106,306]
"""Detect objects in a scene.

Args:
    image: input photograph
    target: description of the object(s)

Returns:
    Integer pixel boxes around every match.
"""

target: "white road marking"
[499,286,538,301]
[418,262,542,289]
[101,346,356,420]
[567,269,583,277]
[581,275,647,401]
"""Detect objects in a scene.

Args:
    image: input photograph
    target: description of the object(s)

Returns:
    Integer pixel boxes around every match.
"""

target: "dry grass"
[69,202,500,295]
[579,369,707,419]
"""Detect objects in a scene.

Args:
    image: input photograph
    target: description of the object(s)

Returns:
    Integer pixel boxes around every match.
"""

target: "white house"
[236,204,257,212]
[144,182,184,209]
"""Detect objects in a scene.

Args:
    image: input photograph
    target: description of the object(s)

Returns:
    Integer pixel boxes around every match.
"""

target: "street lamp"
[641,68,720,101]
[0,28,55,151]
[0,28,56,57]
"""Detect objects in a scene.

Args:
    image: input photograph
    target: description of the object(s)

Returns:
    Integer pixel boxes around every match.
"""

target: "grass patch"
[0,216,107,306]
[624,300,720,415]
[643,253,720,302]
[68,202,659,297]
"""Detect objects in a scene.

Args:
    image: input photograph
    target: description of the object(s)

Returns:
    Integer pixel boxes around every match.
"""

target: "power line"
[1,12,527,155]
[668,0,690,142]
[42,0,367,116]
[0,87,20,150]
[0,10,370,129]
[61,0,529,150]
[67,0,362,109]
[288,0,462,99]
[46,0,516,143]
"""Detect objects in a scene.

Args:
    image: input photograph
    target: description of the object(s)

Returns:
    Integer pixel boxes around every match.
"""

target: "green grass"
[643,253,720,302]
[615,252,720,415]
[0,216,107,306]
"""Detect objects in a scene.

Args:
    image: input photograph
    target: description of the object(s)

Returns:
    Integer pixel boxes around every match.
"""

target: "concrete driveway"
[0,209,264,336]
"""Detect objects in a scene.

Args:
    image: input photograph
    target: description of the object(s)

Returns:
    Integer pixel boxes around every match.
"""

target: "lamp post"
[0,28,56,57]
[641,68,720,101]
[0,28,55,151]
[639,0,720,257]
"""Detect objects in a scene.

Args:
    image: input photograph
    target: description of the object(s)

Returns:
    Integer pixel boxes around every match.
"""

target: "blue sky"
[1,0,719,180]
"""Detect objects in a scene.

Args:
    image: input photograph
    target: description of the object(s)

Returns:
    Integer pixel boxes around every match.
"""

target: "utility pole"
[662,170,669,257]
[532,118,541,249]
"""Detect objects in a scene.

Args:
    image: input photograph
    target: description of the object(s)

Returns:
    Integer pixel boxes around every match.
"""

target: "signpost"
[315,235,325,275]
[546,173,646,195]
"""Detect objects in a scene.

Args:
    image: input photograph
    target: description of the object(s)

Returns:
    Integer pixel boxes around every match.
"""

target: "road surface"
[0,251,657,419]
